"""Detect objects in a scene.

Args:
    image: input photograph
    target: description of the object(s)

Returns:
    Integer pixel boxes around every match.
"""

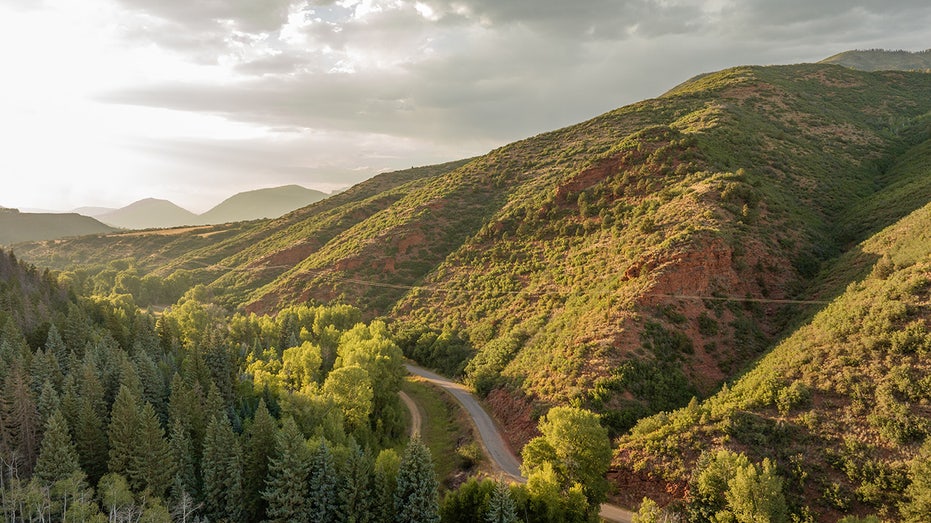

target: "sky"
[1,1,929,213]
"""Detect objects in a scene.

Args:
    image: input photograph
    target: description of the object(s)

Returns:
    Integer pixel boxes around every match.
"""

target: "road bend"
[403,363,634,523]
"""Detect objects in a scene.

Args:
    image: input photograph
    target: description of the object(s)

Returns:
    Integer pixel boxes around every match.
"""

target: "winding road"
[404,364,634,523]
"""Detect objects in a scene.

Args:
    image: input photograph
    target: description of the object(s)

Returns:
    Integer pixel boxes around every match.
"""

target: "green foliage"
[307,439,340,522]
[521,406,611,508]
[263,418,310,523]
[395,437,440,523]
[688,449,787,523]
[901,438,931,522]
[440,476,496,523]
[34,409,81,486]
[202,414,244,522]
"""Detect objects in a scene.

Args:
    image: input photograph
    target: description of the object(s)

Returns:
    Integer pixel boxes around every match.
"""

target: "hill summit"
[820,48,931,71]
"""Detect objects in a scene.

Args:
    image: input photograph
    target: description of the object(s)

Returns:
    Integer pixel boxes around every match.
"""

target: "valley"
[4,53,931,521]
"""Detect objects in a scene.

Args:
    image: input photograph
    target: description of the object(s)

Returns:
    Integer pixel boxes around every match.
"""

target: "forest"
[0,248,613,522]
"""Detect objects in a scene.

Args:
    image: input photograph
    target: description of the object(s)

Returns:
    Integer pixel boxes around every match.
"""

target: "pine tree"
[340,441,374,523]
[169,419,198,503]
[202,414,244,522]
[107,385,141,481]
[34,409,81,485]
[307,439,340,523]
[44,324,68,374]
[244,399,277,522]
[35,379,60,433]
[394,437,440,523]
[74,396,109,484]
[131,402,174,497]
[485,480,519,523]
[373,449,400,523]
[3,362,39,475]
[263,417,310,523]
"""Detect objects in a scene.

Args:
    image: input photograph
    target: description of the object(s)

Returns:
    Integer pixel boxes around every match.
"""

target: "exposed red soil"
[485,387,540,455]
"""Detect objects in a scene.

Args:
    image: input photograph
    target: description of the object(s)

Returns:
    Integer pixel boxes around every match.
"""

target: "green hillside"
[13,63,931,449]
[614,195,931,520]
[0,209,115,245]
[821,49,931,72]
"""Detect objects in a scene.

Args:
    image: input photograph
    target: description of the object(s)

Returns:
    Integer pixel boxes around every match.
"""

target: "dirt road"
[404,364,634,523]
[398,390,421,437]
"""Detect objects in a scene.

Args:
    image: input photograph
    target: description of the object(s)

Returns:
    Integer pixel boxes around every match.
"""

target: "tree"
[168,419,198,506]
[632,498,666,523]
[323,365,374,432]
[132,402,174,497]
[307,439,340,523]
[521,406,611,507]
[725,458,787,523]
[34,409,81,486]
[394,437,440,523]
[263,418,310,523]
[439,477,495,523]
[107,386,141,482]
[688,449,787,523]
[340,442,374,523]
[74,396,109,485]
[902,438,931,522]
[373,449,400,523]
[202,414,244,522]
[485,480,519,523]
[244,399,278,522]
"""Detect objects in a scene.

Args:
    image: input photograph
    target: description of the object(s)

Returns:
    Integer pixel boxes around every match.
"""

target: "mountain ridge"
[11,63,931,520]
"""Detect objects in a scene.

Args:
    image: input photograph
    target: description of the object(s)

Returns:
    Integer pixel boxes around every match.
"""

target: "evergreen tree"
[202,414,244,522]
[35,379,60,433]
[34,409,81,486]
[485,480,518,523]
[373,449,400,523]
[107,385,141,481]
[307,439,340,523]
[263,417,310,523]
[394,437,440,523]
[340,441,374,523]
[3,362,39,475]
[44,324,68,374]
[244,399,277,522]
[74,396,109,484]
[169,419,198,503]
[131,402,174,497]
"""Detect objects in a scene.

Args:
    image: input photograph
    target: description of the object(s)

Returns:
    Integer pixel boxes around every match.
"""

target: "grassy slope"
[614,193,931,519]
[13,64,931,444]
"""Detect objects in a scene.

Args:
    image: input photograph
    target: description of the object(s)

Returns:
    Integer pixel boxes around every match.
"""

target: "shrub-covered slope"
[614,196,931,520]
[14,64,931,442]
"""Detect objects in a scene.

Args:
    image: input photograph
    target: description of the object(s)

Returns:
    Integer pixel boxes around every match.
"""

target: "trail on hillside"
[404,364,634,523]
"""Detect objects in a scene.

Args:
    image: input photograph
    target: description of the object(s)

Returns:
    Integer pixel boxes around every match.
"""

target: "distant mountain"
[97,198,200,230]
[73,206,117,217]
[198,185,328,224]
[0,208,115,245]
[821,48,931,71]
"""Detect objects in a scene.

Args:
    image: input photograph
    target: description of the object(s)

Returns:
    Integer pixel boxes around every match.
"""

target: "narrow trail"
[398,390,422,437]
[403,364,634,523]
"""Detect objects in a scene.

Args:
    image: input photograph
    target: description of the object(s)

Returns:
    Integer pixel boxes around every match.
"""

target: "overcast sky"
[1,0,929,213]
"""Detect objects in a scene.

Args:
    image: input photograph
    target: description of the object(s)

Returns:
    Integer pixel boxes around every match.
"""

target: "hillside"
[14,63,931,445]
[97,198,200,229]
[613,195,931,520]
[821,49,931,72]
[0,208,115,245]
[198,184,328,224]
